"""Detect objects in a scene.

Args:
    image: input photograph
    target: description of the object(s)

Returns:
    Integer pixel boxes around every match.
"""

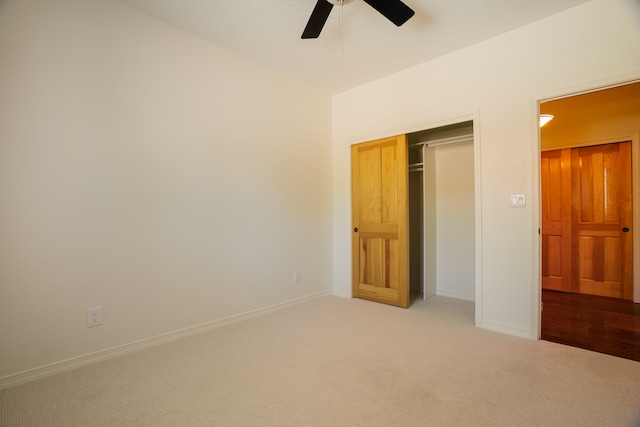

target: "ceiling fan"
[301,0,415,39]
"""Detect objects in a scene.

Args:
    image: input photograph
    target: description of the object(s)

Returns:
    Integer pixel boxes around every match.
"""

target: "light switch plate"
[510,194,526,207]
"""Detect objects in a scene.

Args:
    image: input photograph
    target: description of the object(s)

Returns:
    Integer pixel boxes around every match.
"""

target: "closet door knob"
[354,227,358,233]
[622,227,630,232]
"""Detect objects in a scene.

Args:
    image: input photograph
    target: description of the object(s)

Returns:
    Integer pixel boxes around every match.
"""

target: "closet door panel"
[352,135,409,308]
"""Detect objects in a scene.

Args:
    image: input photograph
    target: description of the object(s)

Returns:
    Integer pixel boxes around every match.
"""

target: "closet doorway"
[351,121,476,307]
[408,121,475,302]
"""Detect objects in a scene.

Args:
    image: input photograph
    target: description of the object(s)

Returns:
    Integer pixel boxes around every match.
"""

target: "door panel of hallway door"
[573,142,633,300]
[351,135,409,308]
[541,149,573,292]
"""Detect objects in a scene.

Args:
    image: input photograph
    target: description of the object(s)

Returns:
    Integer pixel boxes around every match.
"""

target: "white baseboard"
[481,320,532,339]
[332,289,352,298]
[0,290,332,391]
[436,289,475,301]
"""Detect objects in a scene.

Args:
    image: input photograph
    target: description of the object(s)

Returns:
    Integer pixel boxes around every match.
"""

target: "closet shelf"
[409,133,473,148]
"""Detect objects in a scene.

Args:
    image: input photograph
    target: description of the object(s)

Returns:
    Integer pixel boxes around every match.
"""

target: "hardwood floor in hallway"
[541,290,640,362]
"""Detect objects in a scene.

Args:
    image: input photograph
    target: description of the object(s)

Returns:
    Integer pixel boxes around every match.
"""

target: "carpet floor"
[2,295,640,426]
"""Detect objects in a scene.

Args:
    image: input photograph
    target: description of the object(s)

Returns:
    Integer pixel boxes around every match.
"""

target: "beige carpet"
[2,295,640,426]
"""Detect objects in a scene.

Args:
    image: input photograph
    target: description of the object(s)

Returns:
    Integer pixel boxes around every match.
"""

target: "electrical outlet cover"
[87,306,103,327]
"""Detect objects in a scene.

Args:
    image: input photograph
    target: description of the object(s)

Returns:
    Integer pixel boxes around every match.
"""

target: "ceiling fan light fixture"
[327,0,354,5]
[539,114,554,127]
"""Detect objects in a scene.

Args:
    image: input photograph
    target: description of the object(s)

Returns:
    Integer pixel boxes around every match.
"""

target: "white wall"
[435,142,475,301]
[0,0,333,380]
[332,0,640,337]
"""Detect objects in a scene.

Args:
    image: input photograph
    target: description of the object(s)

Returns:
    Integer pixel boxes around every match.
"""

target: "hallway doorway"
[539,81,640,359]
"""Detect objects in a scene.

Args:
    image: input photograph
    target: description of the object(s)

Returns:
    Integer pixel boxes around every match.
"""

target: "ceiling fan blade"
[362,0,415,26]
[301,0,334,39]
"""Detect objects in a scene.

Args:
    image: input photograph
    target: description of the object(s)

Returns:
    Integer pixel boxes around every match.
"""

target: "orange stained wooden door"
[572,142,633,299]
[351,135,409,308]
[541,149,573,292]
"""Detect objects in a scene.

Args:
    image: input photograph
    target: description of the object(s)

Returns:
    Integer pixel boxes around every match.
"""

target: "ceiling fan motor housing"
[302,0,415,39]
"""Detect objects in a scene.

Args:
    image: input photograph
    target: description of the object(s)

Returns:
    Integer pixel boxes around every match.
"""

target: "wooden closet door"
[572,142,633,300]
[541,149,573,292]
[351,135,409,308]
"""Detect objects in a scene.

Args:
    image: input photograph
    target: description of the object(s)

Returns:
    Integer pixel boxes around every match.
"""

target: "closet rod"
[409,133,473,148]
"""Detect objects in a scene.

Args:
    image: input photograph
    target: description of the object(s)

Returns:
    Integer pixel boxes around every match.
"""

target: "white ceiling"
[117,0,590,94]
